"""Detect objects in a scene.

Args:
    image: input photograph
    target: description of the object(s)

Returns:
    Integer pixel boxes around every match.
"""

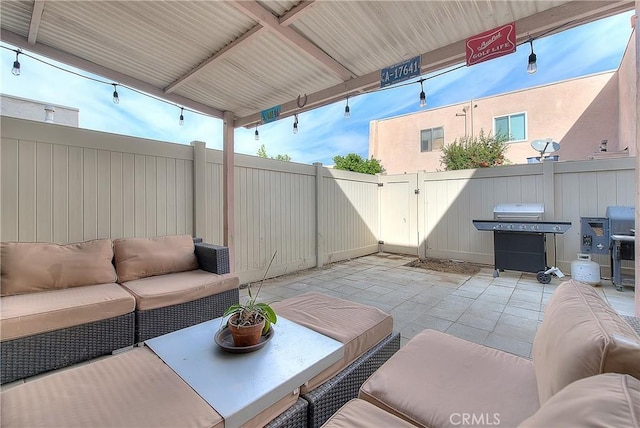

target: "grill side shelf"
[472,220,571,234]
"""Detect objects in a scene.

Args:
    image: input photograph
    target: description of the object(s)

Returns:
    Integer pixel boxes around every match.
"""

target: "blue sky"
[1,11,634,166]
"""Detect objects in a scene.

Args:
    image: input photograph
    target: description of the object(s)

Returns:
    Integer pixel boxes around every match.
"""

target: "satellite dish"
[531,139,560,155]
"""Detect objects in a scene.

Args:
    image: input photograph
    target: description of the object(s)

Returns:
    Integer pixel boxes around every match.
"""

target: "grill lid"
[493,203,544,220]
[606,206,635,235]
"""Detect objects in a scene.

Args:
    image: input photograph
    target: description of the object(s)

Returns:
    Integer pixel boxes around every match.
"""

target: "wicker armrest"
[194,242,230,274]
[622,315,640,336]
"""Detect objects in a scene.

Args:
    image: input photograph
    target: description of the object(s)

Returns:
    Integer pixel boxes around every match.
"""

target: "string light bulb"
[112,84,120,104]
[179,107,184,126]
[254,125,259,141]
[344,96,350,119]
[293,114,299,134]
[527,40,537,74]
[419,78,426,108]
[11,50,21,76]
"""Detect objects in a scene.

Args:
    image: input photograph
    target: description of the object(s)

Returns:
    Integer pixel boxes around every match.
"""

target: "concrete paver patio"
[244,253,637,359]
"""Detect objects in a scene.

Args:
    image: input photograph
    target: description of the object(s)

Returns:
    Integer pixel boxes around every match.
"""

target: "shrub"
[332,153,385,175]
[440,130,509,171]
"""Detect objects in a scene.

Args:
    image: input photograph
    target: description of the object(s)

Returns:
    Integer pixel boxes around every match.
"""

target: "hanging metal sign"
[466,22,516,66]
[261,105,281,124]
[380,55,421,88]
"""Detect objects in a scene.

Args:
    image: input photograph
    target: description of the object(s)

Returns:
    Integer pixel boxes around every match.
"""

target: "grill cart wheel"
[536,271,552,284]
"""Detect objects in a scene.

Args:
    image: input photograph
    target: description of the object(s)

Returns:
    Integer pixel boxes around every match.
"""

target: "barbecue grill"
[607,206,635,290]
[473,203,572,283]
[580,206,635,291]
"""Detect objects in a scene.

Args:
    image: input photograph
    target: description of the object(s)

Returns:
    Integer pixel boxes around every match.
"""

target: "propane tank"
[571,253,601,286]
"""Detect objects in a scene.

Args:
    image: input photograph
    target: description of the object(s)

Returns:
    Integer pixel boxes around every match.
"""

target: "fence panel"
[0,117,194,243]
[320,168,380,264]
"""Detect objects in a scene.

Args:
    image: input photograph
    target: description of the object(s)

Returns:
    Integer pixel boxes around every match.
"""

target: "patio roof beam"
[27,0,46,45]
[164,1,317,94]
[279,1,318,27]
[235,0,635,128]
[1,29,225,120]
[164,25,263,94]
[230,0,355,82]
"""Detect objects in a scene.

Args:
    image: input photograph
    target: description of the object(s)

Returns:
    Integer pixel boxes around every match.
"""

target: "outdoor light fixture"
[11,50,21,76]
[179,107,184,126]
[293,114,299,134]
[344,97,350,119]
[419,78,426,108]
[527,40,537,74]
[254,125,259,141]
[112,84,120,104]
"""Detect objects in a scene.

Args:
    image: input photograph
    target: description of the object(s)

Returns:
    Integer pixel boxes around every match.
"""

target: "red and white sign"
[466,22,516,66]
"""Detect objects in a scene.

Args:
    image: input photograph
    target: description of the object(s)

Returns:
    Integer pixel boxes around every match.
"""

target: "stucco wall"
[370,71,619,174]
[0,94,79,127]
[618,28,637,156]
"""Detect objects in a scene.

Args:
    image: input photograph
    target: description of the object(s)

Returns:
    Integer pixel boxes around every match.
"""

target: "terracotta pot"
[227,314,265,347]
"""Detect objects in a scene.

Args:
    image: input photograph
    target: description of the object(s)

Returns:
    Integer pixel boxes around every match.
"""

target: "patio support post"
[223,111,235,272]
[191,141,207,240]
[542,159,557,269]
[314,162,324,268]
[635,0,639,316]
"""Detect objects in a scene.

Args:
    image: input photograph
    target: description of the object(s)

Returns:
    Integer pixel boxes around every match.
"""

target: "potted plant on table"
[223,252,278,347]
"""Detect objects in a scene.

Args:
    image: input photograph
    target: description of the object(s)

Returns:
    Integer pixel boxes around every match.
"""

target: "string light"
[254,125,259,141]
[2,45,212,127]
[344,96,350,119]
[527,39,537,74]
[418,78,426,107]
[11,49,21,76]
[293,114,299,134]
[179,107,184,125]
[112,84,120,104]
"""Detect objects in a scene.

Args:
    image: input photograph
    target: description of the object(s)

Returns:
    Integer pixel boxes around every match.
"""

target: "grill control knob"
[553,225,561,232]
[520,224,527,230]
[531,225,539,231]
[508,224,514,230]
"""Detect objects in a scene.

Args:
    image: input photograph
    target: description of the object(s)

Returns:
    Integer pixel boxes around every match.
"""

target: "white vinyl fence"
[1,116,636,282]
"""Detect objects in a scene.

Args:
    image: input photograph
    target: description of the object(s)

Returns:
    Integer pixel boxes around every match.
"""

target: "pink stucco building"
[370,32,636,175]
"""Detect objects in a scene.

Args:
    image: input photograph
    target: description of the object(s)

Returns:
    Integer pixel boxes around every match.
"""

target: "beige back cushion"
[114,235,197,282]
[1,240,116,296]
[532,279,640,404]
[518,373,640,428]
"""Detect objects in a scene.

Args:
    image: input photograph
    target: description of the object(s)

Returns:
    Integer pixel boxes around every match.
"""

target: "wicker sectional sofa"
[324,280,640,428]
[0,235,239,384]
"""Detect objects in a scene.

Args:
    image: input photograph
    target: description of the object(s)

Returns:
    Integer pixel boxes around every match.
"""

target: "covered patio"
[2,2,640,426]
[2,0,638,312]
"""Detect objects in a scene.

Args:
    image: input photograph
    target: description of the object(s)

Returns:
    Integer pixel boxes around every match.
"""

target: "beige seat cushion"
[359,329,540,428]
[1,239,116,296]
[519,373,640,428]
[532,279,640,404]
[322,398,416,428]
[0,347,223,428]
[1,283,135,341]
[114,235,198,282]
[272,292,393,392]
[119,270,240,311]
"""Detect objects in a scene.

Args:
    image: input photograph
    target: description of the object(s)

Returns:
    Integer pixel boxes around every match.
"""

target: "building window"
[420,127,444,152]
[494,112,526,142]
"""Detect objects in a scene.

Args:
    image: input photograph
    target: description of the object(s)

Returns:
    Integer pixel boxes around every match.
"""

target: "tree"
[439,130,509,171]
[257,144,291,162]
[332,153,385,175]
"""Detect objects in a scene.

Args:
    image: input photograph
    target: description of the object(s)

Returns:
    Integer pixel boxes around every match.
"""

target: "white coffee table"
[146,316,344,428]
